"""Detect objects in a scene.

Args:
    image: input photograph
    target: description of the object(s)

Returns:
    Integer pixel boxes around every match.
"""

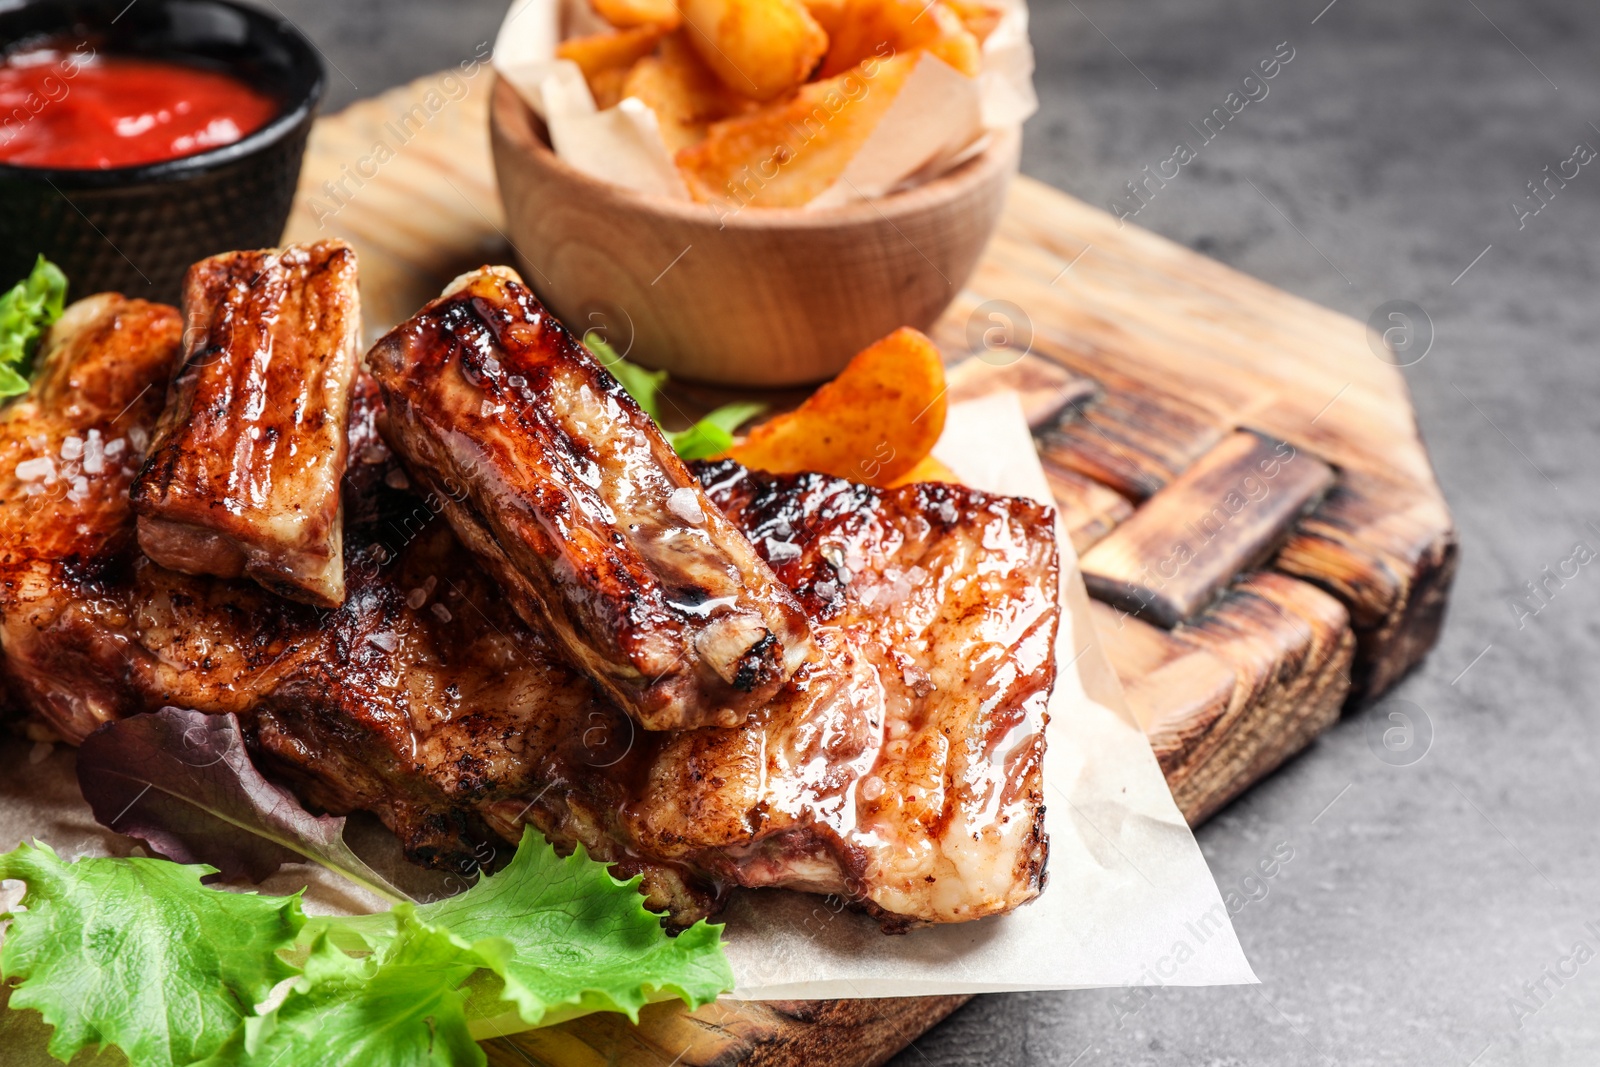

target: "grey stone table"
[265,0,1600,1062]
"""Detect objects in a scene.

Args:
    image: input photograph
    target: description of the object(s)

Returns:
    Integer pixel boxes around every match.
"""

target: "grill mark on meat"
[365,267,813,731]
[129,242,362,608]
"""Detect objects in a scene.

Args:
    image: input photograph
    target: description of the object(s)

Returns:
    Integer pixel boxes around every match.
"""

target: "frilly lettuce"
[0,831,732,1067]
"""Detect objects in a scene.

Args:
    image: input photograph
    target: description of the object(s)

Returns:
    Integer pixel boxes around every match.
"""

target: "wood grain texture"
[1078,431,1335,628]
[284,67,1455,1067]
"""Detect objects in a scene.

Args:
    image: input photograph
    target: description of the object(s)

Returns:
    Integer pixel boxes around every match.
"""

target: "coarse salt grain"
[368,632,400,653]
[667,487,704,525]
[60,436,83,460]
[82,431,105,475]
[15,457,53,482]
[766,538,801,562]
[431,602,453,623]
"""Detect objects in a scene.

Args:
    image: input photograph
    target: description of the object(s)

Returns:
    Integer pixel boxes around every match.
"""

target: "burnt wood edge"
[1289,527,1461,708]
[1162,574,1357,824]
[488,994,974,1067]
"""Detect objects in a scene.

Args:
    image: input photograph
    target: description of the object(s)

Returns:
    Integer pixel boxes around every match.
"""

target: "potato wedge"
[589,65,633,110]
[803,0,850,37]
[725,326,947,487]
[887,454,961,487]
[623,32,753,152]
[676,50,915,208]
[819,0,981,79]
[678,0,829,102]
[556,25,668,102]
[591,0,681,31]
[944,0,1004,44]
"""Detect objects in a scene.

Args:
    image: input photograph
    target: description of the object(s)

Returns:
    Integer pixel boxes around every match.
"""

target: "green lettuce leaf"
[668,400,767,461]
[582,332,762,459]
[198,914,483,1067]
[410,834,732,1028]
[0,842,303,1067]
[0,828,732,1066]
[0,257,68,398]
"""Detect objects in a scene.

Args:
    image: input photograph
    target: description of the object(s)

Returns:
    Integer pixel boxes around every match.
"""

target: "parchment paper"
[491,0,1038,204]
[0,391,1254,1012]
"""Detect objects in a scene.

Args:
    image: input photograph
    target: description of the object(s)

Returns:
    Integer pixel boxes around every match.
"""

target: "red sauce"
[0,43,278,169]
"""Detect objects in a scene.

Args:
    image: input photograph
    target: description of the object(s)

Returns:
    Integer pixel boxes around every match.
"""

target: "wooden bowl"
[489,76,1019,387]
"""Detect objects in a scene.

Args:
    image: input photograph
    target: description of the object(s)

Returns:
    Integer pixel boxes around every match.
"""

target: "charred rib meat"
[2,290,1058,931]
[130,241,363,608]
[366,268,813,731]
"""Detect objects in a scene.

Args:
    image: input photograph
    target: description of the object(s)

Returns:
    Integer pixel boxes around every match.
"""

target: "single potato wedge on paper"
[676,50,916,207]
[623,32,754,151]
[725,326,947,487]
[590,0,681,31]
[819,0,982,78]
[679,0,830,101]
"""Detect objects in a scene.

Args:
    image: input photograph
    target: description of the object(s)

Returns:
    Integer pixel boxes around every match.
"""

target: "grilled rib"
[365,267,813,731]
[641,462,1057,925]
[130,241,363,608]
[0,293,182,741]
[0,292,347,742]
[3,292,1057,930]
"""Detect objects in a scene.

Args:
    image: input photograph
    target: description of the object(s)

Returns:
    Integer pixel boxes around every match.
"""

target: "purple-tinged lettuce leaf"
[76,707,405,902]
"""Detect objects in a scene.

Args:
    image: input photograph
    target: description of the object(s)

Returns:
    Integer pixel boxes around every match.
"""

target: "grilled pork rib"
[0,294,183,741]
[2,293,1057,930]
[366,268,812,731]
[652,462,1056,924]
[130,242,362,608]
[0,293,353,742]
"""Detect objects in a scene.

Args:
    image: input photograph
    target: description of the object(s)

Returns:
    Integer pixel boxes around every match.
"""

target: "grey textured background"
[265,0,1600,1063]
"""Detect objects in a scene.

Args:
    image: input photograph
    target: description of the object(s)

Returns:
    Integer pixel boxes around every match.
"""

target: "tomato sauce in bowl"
[0,43,278,169]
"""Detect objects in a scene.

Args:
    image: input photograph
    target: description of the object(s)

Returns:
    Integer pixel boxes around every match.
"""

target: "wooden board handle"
[1078,431,1334,628]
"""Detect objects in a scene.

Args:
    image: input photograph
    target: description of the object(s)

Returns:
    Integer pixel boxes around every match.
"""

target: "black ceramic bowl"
[0,0,324,304]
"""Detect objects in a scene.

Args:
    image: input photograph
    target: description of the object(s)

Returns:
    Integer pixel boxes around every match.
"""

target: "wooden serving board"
[284,70,1456,1067]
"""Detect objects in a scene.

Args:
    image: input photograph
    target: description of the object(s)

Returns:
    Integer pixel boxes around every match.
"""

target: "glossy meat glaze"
[130,241,363,608]
[366,268,812,732]
[0,290,1059,929]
